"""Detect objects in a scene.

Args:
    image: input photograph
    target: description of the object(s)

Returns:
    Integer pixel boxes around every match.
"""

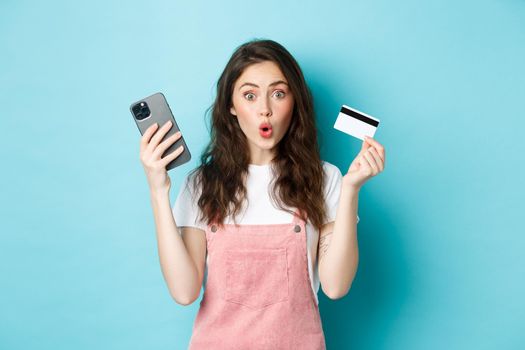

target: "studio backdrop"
[1,1,524,349]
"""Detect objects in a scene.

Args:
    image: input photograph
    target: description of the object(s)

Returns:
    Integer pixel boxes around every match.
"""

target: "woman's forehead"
[235,61,287,87]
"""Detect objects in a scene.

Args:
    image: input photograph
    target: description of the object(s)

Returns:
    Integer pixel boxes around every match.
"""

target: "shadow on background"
[309,67,412,349]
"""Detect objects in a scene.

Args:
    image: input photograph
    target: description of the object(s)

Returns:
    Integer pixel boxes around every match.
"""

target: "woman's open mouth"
[259,123,273,138]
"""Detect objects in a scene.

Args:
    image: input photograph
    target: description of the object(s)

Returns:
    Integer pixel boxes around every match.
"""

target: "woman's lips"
[259,123,273,138]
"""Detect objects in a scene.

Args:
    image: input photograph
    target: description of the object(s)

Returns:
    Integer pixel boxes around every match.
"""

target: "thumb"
[359,137,371,154]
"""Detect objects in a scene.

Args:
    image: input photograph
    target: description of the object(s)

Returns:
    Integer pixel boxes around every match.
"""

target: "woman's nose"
[259,98,272,117]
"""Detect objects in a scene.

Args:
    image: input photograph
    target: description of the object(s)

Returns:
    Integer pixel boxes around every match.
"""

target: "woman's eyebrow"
[238,80,288,90]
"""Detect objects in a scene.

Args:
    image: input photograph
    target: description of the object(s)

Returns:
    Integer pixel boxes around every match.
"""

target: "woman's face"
[230,60,295,165]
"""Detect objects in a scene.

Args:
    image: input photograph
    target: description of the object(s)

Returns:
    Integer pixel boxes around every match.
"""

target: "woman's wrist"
[341,175,361,194]
[150,186,170,200]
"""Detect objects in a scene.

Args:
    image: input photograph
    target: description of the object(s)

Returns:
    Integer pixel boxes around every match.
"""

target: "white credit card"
[333,104,380,141]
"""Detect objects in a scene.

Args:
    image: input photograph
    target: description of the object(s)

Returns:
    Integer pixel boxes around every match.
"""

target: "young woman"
[139,39,385,349]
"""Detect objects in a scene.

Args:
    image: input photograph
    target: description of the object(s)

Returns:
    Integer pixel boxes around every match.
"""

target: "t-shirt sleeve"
[323,162,360,225]
[172,173,207,233]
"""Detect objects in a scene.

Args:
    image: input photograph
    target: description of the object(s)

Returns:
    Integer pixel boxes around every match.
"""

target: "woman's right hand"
[139,121,185,193]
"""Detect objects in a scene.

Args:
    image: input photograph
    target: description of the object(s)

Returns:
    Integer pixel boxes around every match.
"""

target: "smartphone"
[130,92,191,171]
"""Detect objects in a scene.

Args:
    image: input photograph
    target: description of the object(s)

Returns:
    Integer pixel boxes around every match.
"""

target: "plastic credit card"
[333,104,380,141]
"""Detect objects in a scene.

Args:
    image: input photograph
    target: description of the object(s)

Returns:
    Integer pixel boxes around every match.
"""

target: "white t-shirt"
[172,160,359,304]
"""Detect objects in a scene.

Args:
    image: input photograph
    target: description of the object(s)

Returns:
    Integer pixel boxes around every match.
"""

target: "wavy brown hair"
[187,38,328,231]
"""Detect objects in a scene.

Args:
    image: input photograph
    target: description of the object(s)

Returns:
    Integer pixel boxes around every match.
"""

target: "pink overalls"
[188,210,326,349]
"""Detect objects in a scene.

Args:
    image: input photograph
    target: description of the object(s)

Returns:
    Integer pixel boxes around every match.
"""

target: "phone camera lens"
[133,101,150,120]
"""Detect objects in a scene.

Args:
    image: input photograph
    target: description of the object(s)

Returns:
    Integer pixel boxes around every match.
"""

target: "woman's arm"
[318,181,359,299]
[318,136,385,299]
[139,122,206,306]
[150,188,206,305]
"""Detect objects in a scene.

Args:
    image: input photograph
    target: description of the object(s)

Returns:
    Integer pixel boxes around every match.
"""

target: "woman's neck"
[248,146,276,165]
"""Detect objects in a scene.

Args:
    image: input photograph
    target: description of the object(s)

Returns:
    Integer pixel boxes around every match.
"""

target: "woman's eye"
[273,91,285,99]
[244,93,256,100]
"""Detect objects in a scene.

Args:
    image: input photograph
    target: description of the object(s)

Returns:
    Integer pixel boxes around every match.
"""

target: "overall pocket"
[224,248,289,310]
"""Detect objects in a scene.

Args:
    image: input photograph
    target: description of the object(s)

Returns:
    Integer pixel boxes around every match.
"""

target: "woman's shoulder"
[178,168,202,199]
[321,160,342,180]
[320,160,344,200]
[182,168,199,184]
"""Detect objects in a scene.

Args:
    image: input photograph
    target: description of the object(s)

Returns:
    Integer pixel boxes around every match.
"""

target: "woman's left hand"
[343,136,386,190]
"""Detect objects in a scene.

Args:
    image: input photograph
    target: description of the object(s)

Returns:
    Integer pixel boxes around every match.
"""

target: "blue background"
[1,0,524,349]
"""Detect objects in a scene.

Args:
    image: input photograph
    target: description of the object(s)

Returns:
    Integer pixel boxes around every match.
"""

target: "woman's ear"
[230,106,237,116]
